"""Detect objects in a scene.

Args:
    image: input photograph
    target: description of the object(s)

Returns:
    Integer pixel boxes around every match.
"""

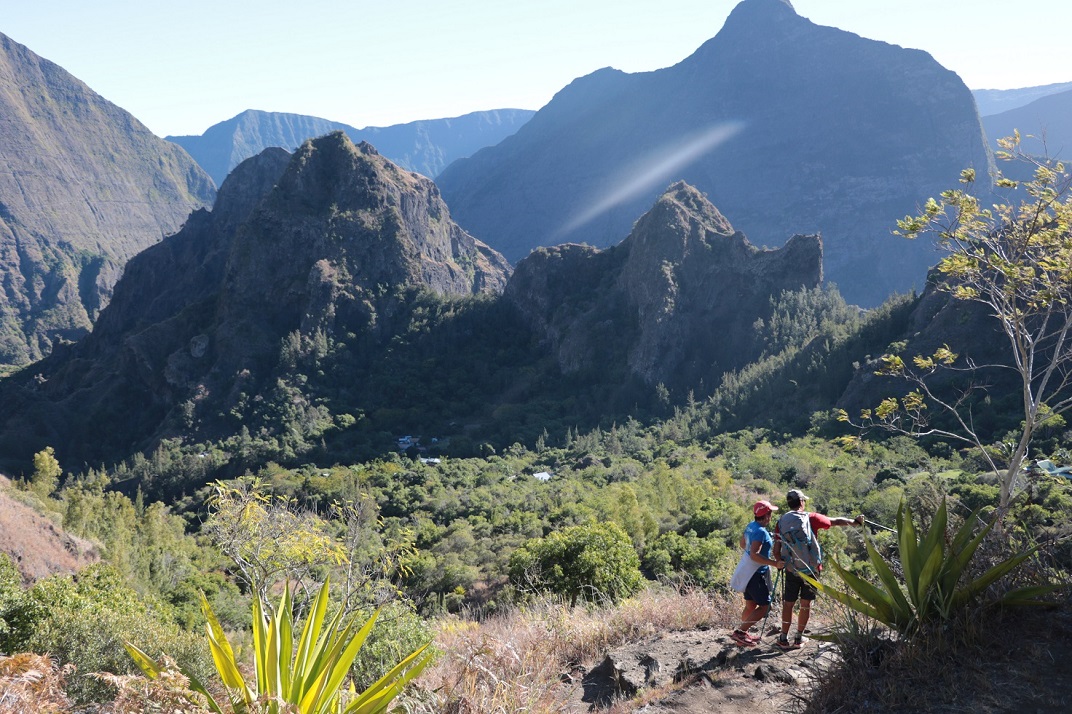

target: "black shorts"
[743,569,772,606]
[783,571,817,602]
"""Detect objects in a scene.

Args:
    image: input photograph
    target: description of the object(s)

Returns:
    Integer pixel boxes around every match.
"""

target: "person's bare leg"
[797,599,812,635]
[742,604,768,633]
[739,601,759,631]
[780,599,795,637]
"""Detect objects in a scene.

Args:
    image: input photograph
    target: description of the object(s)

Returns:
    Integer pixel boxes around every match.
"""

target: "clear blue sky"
[5,0,1069,138]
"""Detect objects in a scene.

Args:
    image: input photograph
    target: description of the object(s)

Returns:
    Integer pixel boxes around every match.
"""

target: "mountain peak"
[0,131,511,469]
[437,0,989,307]
[723,0,799,27]
[652,181,735,237]
[506,185,822,389]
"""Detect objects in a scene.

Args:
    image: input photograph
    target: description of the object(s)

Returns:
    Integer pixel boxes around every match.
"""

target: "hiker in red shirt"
[772,489,863,649]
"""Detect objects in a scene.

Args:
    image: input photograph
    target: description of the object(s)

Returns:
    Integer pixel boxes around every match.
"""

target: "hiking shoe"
[775,636,793,651]
[731,630,758,647]
[792,634,807,649]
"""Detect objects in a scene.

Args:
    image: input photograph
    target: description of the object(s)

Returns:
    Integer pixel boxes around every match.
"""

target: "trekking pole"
[758,567,782,642]
[863,518,895,533]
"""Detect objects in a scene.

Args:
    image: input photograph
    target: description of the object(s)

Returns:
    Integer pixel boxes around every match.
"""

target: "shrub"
[508,522,643,606]
[641,531,732,588]
[12,564,210,703]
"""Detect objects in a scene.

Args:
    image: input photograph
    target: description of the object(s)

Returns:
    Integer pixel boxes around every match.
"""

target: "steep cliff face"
[0,132,510,469]
[0,32,215,366]
[438,0,990,307]
[506,182,823,391]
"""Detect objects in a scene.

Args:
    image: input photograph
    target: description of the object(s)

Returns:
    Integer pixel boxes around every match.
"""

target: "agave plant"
[126,579,431,714]
[806,498,1056,637]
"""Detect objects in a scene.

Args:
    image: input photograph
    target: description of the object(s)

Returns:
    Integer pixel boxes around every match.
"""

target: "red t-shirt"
[808,512,832,531]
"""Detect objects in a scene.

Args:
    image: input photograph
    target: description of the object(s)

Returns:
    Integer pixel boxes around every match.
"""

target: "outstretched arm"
[830,514,865,527]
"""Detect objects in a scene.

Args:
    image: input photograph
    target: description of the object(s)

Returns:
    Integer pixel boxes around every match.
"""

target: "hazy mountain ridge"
[0,31,215,367]
[982,88,1072,160]
[168,108,536,186]
[437,0,992,307]
[973,81,1072,116]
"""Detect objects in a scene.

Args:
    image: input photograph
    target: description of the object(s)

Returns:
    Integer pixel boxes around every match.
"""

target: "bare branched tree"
[841,133,1072,510]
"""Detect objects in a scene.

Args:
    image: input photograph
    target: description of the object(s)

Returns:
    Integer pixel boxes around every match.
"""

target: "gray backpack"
[778,511,821,575]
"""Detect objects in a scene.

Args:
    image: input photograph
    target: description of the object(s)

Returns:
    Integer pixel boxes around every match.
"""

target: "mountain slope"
[0,32,216,367]
[0,477,99,582]
[437,0,991,307]
[168,108,535,186]
[973,81,1072,117]
[0,132,510,472]
[982,88,1072,159]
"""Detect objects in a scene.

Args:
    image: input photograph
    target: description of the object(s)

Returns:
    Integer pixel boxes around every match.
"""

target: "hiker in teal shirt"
[730,500,785,646]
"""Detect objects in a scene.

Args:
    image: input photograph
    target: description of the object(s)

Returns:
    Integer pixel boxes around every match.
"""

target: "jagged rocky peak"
[225,132,510,307]
[506,182,823,389]
[619,181,736,267]
[201,131,513,371]
[618,181,821,296]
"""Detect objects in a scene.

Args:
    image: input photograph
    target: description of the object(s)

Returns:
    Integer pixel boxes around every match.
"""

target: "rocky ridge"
[506,182,823,392]
[0,132,510,469]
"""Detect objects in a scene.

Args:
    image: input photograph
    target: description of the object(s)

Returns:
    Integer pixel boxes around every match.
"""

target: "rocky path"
[563,604,1072,713]
[566,625,838,713]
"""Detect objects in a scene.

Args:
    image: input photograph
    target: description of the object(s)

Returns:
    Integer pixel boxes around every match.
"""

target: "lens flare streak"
[556,121,745,239]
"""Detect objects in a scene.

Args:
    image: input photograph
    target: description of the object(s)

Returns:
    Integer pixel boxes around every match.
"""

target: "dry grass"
[0,653,74,713]
[400,585,737,713]
[91,657,215,714]
[1,587,741,713]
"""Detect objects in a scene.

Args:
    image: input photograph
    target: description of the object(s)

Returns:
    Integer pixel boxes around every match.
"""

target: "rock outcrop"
[578,627,836,707]
[438,0,990,307]
[506,182,822,392]
[0,32,215,366]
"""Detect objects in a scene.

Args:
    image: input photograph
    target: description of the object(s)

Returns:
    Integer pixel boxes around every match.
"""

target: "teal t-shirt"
[743,520,774,575]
